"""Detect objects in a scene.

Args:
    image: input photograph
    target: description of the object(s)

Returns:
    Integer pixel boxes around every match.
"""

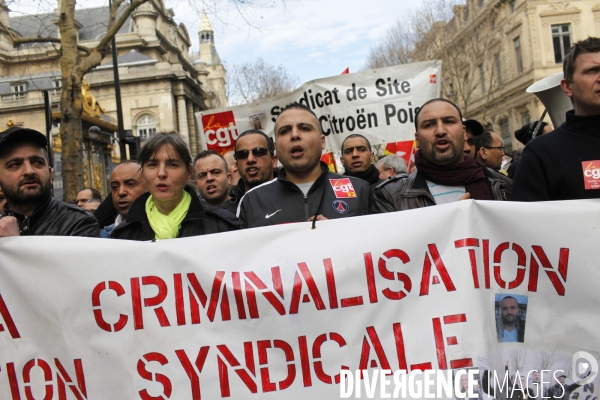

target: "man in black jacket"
[374,99,511,212]
[513,37,600,200]
[340,134,384,187]
[228,129,279,213]
[0,127,99,237]
[238,103,372,228]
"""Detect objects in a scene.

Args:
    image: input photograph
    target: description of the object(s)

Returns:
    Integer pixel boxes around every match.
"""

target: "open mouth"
[246,166,259,177]
[156,184,169,191]
[206,184,217,193]
[290,145,304,158]
[434,139,451,150]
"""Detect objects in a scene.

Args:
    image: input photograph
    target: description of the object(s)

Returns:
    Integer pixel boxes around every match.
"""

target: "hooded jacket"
[2,194,99,237]
[112,187,243,240]
[237,162,373,228]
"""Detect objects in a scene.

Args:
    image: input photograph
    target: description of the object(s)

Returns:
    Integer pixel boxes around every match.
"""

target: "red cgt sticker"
[329,178,357,198]
[582,160,600,190]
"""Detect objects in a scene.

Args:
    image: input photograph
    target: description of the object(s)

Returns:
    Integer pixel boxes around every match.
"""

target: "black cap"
[463,119,484,136]
[0,127,48,152]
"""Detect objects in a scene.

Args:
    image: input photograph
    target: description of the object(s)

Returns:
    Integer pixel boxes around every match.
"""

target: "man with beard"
[340,134,384,187]
[374,99,511,212]
[229,130,278,211]
[238,103,372,228]
[496,296,526,342]
[100,161,147,238]
[0,127,99,237]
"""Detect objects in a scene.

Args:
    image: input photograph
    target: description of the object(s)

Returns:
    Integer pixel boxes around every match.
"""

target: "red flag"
[341,68,349,75]
[384,140,416,168]
[321,152,338,173]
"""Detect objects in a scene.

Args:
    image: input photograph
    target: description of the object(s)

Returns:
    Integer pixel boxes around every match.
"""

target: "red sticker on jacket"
[329,178,357,198]
[582,161,600,190]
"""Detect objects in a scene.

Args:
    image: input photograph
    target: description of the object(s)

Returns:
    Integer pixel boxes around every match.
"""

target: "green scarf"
[145,191,192,240]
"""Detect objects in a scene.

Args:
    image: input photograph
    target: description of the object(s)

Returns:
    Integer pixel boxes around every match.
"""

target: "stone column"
[194,105,204,151]
[186,101,197,155]
[177,95,190,146]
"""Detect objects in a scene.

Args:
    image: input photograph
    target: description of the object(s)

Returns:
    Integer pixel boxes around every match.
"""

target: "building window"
[478,0,485,8]
[53,79,62,94]
[491,18,496,31]
[137,114,157,139]
[521,111,530,127]
[552,24,572,64]
[479,64,486,94]
[494,53,503,84]
[12,83,26,99]
[509,0,516,12]
[514,36,523,74]
[500,117,512,154]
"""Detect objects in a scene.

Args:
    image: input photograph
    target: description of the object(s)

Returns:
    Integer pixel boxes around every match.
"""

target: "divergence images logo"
[572,351,598,385]
[202,111,239,153]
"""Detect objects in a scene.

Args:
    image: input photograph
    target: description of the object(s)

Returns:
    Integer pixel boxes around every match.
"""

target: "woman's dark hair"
[138,131,192,168]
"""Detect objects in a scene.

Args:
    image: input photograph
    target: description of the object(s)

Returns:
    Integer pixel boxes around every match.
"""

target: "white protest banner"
[194,61,441,154]
[1,199,600,399]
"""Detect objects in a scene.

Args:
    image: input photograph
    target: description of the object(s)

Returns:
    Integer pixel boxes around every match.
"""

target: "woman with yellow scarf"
[112,132,242,240]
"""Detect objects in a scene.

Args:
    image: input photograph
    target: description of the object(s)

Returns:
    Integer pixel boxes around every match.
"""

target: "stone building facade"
[412,0,597,154]
[0,1,226,171]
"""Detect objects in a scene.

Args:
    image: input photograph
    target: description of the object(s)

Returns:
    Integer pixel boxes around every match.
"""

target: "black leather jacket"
[2,194,99,237]
[374,167,512,212]
[112,187,243,240]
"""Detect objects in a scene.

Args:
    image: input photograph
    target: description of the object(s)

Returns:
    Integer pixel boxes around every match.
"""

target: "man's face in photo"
[501,297,519,325]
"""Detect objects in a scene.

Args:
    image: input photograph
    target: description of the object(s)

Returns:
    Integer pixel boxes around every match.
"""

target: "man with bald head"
[374,98,512,212]
[101,161,147,238]
[237,103,372,228]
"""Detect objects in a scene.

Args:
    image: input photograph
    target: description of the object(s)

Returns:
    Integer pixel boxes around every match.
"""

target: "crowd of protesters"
[0,37,599,245]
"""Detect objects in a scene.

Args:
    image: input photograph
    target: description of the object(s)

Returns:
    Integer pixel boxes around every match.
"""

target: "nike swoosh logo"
[265,209,282,218]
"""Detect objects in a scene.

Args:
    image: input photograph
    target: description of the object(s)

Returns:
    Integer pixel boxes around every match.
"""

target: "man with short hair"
[463,119,484,157]
[377,154,407,180]
[0,127,99,237]
[374,99,512,212]
[529,371,548,399]
[194,150,236,213]
[76,187,102,212]
[229,130,278,212]
[474,130,506,171]
[238,103,372,228]
[223,150,240,189]
[100,161,147,238]
[514,37,600,200]
[340,134,383,187]
[496,296,525,342]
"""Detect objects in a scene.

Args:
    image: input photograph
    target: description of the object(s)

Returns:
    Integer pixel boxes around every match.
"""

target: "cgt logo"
[329,178,357,199]
[583,162,600,179]
[202,111,240,152]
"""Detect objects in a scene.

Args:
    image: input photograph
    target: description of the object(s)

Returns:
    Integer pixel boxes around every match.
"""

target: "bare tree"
[227,57,299,105]
[536,351,560,372]
[366,0,503,117]
[0,0,148,202]
[364,20,413,69]
[509,350,529,374]
[0,0,282,201]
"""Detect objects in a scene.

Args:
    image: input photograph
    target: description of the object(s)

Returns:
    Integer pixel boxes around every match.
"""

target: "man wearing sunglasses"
[237,103,373,228]
[474,130,506,171]
[229,130,279,212]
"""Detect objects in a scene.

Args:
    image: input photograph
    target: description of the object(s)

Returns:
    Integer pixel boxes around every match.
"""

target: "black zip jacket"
[238,162,373,228]
[112,187,243,240]
[2,194,99,237]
